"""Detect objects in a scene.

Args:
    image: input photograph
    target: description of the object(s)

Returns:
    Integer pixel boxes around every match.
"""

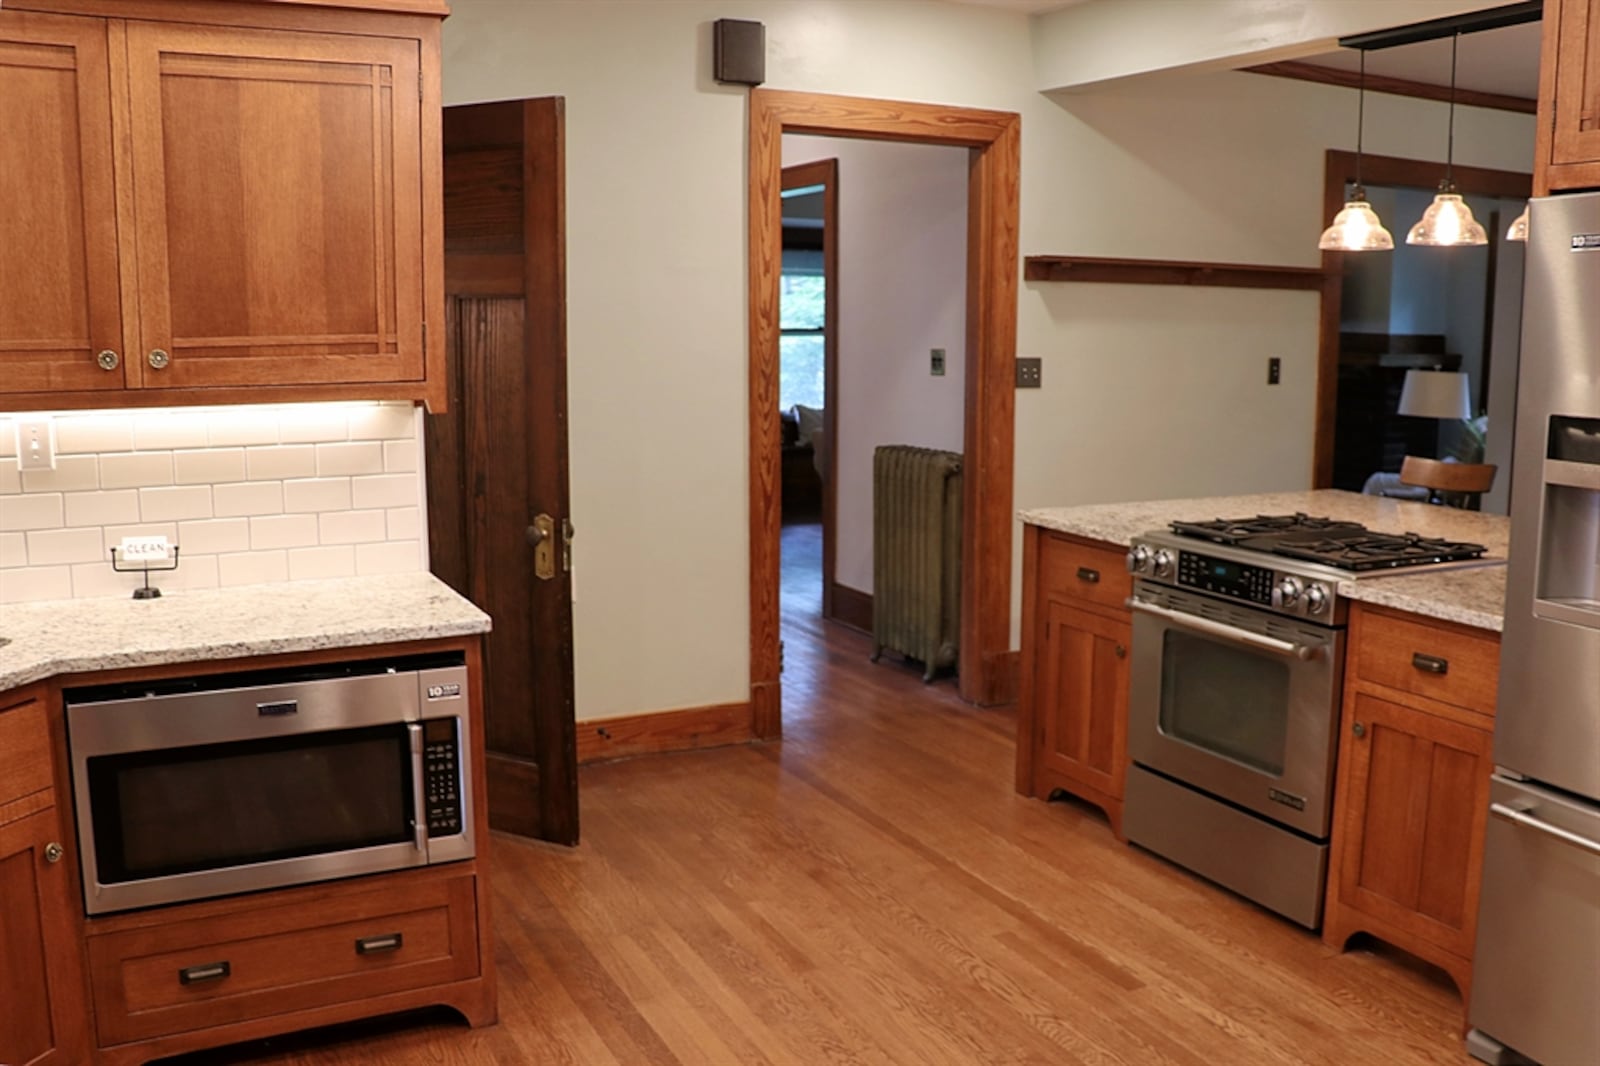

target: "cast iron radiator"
[871,445,962,682]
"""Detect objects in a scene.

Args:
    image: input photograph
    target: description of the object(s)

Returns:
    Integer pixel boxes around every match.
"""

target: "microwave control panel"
[422,717,463,837]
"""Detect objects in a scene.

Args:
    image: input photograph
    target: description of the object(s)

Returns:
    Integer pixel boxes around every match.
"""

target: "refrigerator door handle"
[1490,801,1600,858]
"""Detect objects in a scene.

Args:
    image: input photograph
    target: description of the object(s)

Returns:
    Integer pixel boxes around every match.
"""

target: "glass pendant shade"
[1319,189,1395,250]
[1406,186,1488,246]
[1506,203,1530,242]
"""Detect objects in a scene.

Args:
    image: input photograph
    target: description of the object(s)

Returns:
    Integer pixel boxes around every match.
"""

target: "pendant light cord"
[1446,33,1458,186]
[1356,51,1365,188]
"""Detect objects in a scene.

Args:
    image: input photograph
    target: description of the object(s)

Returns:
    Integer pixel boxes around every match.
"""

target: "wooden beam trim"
[576,701,756,764]
[1247,61,1538,116]
[1024,256,1330,291]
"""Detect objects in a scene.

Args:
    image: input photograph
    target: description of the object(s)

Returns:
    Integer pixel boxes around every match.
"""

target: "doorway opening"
[748,90,1021,737]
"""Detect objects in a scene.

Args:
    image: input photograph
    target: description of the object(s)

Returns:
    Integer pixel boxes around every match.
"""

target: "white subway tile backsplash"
[56,415,133,454]
[135,412,210,450]
[174,448,246,485]
[1,493,65,531]
[246,445,317,481]
[177,518,250,555]
[0,532,26,568]
[100,452,176,489]
[284,478,352,513]
[65,490,139,527]
[0,419,14,458]
[356,540,420,575]
[218,550,289,587]
[4,404,425,602]
[20,455,99,494]
[214,481,284,518]
[0,566,71,603]
[26,527,107,566]
[288,545,356,581]
[352,474,416,510]
[316,441,383,477]
[139,485,212,522]
[249,513,319,550]
[319,510,387,545]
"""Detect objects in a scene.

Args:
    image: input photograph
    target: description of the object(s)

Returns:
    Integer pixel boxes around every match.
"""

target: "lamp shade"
[1398,369,1472,419]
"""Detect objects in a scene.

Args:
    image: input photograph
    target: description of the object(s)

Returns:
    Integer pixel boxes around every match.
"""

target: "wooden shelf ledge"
[1024,255,1332,291]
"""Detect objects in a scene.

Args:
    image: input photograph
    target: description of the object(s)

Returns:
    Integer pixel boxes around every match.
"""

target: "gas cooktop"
[1167,512,1489,572]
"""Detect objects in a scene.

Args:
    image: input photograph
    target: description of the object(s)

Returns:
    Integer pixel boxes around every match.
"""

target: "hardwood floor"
[165,539,1472,1065]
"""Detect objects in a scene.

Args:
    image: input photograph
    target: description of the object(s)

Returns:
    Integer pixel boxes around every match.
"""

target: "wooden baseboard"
[577,701,756,764]
[829,582,873,634]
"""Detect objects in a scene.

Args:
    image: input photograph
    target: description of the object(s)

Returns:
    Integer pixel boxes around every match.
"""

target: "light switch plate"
[15,416,56,471]
[1016,357,1042,389]
[931,348,946,376]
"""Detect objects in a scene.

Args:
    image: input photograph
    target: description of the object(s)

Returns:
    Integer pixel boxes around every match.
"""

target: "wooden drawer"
[87,871,479,1046]
[1038,533,1131,613]
[1354,608,1500,717]
[0,692,52,811]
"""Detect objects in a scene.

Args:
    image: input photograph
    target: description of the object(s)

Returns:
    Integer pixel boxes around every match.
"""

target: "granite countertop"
[1020,489,1509,631]
[0,572,492,692]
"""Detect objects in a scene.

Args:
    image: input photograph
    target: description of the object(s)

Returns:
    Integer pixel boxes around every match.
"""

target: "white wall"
[781,135,968,594]
[0,403,426,603]
[441,0,1536,717]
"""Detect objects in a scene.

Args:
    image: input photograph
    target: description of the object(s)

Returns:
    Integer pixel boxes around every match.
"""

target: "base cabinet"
[1017,529,1131,837]
[1324,605,1499,1009]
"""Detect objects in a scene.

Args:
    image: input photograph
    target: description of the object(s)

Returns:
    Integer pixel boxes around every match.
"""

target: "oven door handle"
[1125,598,1323,661]
[407,722,428,854]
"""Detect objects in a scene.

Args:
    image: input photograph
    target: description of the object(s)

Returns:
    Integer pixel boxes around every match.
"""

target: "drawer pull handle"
[179,961,230,985]
[1411,653,1449,675]
[1076,566,1100,584]
[356,933,404,956]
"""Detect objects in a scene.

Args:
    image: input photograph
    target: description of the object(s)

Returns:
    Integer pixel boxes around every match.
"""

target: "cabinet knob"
[148,349,171,370]
[1114,644,1127,659]
[1352,722,1366,739]
[44,842,64,863]
[96,349,120,371]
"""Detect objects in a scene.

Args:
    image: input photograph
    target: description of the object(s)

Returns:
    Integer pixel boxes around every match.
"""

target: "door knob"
[525,524,548,547]
[527,514,556,580]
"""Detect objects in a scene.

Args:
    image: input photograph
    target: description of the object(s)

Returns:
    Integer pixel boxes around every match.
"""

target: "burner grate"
[1272,532,1488,572]
[1169,512,1368,546]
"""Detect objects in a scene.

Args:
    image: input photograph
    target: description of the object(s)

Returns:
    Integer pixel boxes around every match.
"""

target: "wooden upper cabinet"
[0,13,126,395]
[124,22,425,389]
[1538,0,1600,192]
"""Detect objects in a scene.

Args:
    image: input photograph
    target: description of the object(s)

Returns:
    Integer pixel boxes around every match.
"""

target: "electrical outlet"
[1015,357,1042,389]
[1268,357,1281,386]
[930,348,946,376]
[15,416,56,471]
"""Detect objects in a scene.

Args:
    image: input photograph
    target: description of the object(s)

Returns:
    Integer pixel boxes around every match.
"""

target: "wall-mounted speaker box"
[714,19,765,86]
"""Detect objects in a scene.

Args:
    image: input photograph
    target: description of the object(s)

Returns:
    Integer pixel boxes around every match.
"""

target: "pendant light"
[1506,203,1529,241]
[1319,51,1394,251]
[1407,33,1487,247]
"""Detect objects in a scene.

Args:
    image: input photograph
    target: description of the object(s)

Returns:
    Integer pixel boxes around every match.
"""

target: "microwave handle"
[407,723,427,853]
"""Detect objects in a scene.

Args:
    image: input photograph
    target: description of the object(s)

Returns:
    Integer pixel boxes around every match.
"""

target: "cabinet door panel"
[0,13,125,394]
[1036,600,1129,798]
[125,22,423,388]
[0,807,89,1066]
[1338,692,1492,957]
[1551,0,1600,169]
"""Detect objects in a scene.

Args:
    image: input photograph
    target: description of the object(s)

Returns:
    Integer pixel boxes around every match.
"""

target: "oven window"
[86,724,413,884]
[1159,630,1290,775]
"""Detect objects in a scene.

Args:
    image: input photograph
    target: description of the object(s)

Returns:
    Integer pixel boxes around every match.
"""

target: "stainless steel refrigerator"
[1467,191,1600,1066]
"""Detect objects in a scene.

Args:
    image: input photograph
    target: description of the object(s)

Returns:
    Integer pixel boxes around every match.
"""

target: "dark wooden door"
[428,99,577,844]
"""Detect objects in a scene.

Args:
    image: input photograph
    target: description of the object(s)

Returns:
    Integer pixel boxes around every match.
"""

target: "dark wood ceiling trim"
[1024,256,1331,291]
[1247,60,1538,115]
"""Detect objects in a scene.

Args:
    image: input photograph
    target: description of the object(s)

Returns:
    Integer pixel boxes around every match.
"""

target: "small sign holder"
[109,546,182,600]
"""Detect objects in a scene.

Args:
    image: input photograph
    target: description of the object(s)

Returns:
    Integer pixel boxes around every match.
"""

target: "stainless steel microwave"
[65,652,474,916]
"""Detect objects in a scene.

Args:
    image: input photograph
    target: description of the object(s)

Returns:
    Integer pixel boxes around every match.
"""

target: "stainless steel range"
[1121,513,1493,928]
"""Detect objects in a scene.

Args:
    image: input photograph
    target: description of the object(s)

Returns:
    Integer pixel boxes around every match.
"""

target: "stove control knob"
[1304,584,1329,615]
[1152,550,1174,576]
[1126,545,1151,573]
[1271,577,1303,609]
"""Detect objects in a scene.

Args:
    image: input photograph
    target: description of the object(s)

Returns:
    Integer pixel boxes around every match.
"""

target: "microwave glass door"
[86,723,414,884]
[1159,629,1291,775]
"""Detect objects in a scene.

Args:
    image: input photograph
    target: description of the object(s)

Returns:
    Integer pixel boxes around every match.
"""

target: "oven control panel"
[1177,551,1276,606]
[422,718,463,837]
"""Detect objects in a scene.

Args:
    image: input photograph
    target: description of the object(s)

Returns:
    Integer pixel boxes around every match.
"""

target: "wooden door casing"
[1034,598,1130,824]
[122,20,424,388]
[1334,691,1493,962]
[0,12,126,395]
[429,99,577,845]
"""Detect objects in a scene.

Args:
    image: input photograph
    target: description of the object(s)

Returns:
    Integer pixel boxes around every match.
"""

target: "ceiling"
[939,1,1540,101]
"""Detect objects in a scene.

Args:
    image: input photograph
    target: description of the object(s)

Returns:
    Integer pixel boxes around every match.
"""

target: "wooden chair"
[1398,456,1498,507]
